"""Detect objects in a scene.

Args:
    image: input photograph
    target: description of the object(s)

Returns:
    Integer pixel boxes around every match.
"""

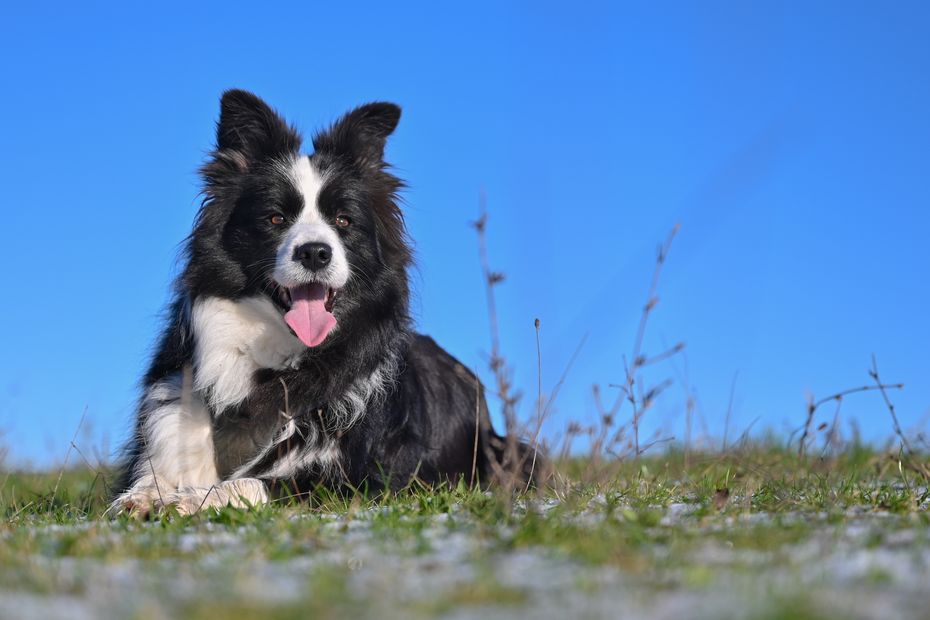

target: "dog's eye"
[270,214,285,225]
[335,215,351,229]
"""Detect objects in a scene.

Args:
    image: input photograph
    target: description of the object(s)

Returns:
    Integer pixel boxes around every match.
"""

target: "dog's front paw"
[217,477,270,508]
[156,478,270,516]
[155,488,212,516]
[107,486,163,519]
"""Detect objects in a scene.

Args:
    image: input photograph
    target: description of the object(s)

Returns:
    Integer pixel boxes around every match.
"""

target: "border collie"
[111,90,536,516]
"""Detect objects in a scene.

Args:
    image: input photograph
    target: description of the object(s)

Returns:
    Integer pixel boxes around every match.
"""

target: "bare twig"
[525,319,543,492]
[666,345,697,467]
[636,435,676,454]
[51,407,88,507]
[277,377,303,502]
[604,224,681,457]
[722,372,739,452]
[812,384,903,412]
[540,335,588,430]
[146,448,165,509]
[471,367,481,487]
[472,193,519,438]
[821,397,844,458]
[734,416,761,450]
[798,378,904,457]
[638,342,686,368]
[869,354,912,454]
[196,484,220,513]
[473,193,539,493]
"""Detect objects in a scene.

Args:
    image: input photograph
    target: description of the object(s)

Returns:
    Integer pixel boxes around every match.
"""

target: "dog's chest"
[190,295,306,413]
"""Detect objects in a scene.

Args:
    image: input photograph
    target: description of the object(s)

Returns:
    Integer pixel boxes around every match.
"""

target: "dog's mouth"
[277,283,338,347]
[278,285,337,312]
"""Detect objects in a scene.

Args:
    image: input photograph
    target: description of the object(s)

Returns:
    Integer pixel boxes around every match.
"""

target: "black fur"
[116,90,537,502]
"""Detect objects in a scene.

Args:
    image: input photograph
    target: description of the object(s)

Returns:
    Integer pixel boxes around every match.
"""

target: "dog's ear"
[313,102,401,168]
[215,89,301,167]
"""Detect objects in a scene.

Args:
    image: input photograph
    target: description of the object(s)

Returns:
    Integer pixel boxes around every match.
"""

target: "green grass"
[3,444,929,551]
[1,444,928,618]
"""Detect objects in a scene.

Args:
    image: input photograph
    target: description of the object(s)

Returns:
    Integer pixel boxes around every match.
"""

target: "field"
[3,226,925,620]
[2,445,929,620]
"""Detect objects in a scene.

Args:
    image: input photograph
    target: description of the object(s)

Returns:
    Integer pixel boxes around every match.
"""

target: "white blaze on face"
[273,156,350,289]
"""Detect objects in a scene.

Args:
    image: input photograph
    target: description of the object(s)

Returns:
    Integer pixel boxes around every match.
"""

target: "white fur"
[111,294,395,515]
[109,368,221,516]
[273,156,350,289]
[230,418,300,478]
[157,478,270,516]
[191,296,305,413]
[109,366,276,517]
[229,421,342,481]
[135,369,218,487]
[326,356,398,432]
[227,356,399,482]
[257,423,342,480]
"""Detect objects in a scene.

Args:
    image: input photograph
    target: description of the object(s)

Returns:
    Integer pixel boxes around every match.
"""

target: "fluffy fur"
[111,90,536,515]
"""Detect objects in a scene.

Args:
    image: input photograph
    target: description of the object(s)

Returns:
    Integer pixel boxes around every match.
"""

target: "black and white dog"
[111,90,535,515]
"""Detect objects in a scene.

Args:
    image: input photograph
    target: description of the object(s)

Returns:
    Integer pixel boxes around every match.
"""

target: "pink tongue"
[284,283,337,347]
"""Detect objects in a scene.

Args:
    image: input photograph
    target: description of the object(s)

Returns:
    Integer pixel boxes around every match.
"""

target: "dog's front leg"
[109,370,220,517]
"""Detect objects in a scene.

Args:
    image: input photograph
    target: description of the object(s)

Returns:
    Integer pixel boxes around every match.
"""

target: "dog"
[111,90,537,516]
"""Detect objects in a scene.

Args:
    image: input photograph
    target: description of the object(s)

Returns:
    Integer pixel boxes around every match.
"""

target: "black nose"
[293,242,332,271]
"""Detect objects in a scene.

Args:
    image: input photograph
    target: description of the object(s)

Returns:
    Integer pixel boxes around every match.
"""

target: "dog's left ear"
[216,89,302,167]
[314,102,401,168]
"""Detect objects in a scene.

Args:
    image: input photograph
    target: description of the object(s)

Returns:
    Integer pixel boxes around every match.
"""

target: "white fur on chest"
[191,296,305,413]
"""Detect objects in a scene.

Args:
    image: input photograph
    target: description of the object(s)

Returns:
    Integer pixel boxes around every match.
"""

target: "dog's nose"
[293,242,332,271]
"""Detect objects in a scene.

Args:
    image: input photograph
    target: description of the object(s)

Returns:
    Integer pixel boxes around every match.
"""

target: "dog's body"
[112,91,533,515]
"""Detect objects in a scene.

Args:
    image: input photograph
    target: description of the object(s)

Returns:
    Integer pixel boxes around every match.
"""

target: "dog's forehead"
[286,156,325,208]
[264,155,326,217]
[306,156,368,209]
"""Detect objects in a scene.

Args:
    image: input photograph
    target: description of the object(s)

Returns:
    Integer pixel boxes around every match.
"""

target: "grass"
[3,443,929,546]
[1,444,928,618]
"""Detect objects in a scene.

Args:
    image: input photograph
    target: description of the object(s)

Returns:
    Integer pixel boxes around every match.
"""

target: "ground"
[1,446,929,619]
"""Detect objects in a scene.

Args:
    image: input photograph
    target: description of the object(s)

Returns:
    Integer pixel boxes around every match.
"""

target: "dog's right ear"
[214,89,301,169]
[313,102,401,170]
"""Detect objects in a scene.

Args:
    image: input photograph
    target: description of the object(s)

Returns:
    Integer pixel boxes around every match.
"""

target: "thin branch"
[638,342,686,368]
[541,335,588,424]
[869,354,912,453]
[52,407,88,506]
[525,319,543,492]
[812,384,903,412]
[471,367,481,488]
[611,224,680,456]
[799,378,904,457]
[472,192,518,436]
[722,371,739,452]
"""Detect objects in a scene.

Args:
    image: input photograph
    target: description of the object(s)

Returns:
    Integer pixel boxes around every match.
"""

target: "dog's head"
[187,90,410,348]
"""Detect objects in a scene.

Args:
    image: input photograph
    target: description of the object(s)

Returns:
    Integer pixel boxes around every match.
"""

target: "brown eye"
[270,214,285,225]
[335,215,351,228]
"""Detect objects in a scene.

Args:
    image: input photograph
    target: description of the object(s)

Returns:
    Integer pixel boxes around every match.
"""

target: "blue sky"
[1,2,928,464]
